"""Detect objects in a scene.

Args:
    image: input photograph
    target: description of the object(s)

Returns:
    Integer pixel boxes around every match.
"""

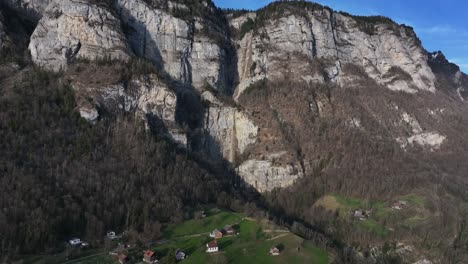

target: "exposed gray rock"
[116,0,228,92]
[203,96,258,162]
[73,74,186,146]
[236,159,303,192]
[233,10,436,99]
[228,12,256,31]
[24,1,463,194]
[29,0,131,71]
[79,107,99,123]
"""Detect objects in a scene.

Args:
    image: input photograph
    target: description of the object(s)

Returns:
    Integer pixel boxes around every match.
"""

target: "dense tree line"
[0,67,235,256]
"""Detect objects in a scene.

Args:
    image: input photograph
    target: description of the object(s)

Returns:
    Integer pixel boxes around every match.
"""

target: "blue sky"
[214,0,468,73]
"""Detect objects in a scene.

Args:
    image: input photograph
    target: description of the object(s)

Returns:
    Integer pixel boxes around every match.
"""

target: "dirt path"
[263,229,290,233]
[266,233,289,241]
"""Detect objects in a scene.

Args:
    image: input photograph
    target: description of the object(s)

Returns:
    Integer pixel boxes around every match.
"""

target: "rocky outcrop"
[29,0,131,71]
[116,0,228,92]
[128,75,186,145]
[72,72,186,145]
[1,0,51,21]
[21,1,468,195]
[233,8,436,98]
[79,107,99,123]
[428,51,468,100]
[228,12,256,31]
[202,94,258,162]
[236,159,303,192]
[395,111,446,150]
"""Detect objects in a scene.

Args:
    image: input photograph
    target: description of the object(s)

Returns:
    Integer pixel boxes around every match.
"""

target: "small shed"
[223,225,235,236]
[353,210,369,220]
[392,200,408,210]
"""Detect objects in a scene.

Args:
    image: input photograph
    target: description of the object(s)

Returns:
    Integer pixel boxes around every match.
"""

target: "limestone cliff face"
[116,0,228,93]
[19,0,468,193]
[29,0,131,71]
[233,8,436,98]
[428,51,468,100]
[202,92,258,163]
[72,73,186,145]
[236,159,303,192]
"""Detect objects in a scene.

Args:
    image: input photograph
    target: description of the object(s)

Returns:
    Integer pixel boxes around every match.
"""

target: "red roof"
[118,254,127,261]
[207,240,218,248]
[144,250,155,257]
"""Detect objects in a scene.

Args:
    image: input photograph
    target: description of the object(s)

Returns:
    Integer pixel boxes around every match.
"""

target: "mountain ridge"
[1,0,468,263]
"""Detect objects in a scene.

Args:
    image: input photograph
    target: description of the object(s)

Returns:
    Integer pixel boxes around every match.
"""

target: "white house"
[206,240,218,253]
[69,238,82,246]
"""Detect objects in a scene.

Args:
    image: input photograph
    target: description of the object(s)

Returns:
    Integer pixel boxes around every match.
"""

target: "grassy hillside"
[32,210,330,264]
[148,210,330,264]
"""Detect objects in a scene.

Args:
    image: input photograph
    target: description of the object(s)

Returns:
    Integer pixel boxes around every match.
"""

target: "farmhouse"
[209,229,223,239]
[143,250,158,263]
[206,240,219,253]
[223,225,235,236]
[270,246,281,256]
[352,210,369,220]
[392,200,408,210]
[392,202,402,210]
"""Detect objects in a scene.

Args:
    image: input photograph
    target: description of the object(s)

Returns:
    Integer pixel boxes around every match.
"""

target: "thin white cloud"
[419,25,457,34]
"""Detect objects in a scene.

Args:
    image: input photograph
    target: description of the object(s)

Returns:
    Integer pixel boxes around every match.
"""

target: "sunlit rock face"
[116,0,229,93]
[233,9,436,99]
[29,0,131,71]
